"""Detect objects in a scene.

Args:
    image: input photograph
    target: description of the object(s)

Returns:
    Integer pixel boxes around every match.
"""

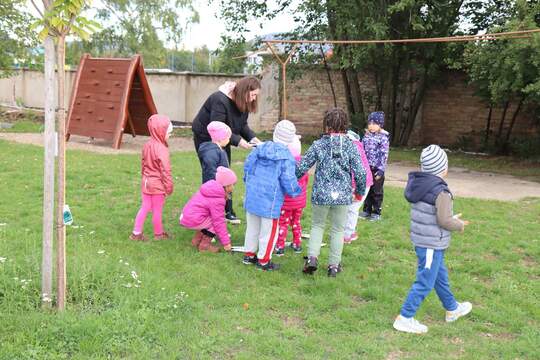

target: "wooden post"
[56,35,67,311]
[265,43,298,120]
[41,35,55,309]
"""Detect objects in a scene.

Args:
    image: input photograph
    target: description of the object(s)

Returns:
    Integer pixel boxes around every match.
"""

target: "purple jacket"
[362,130,389,175]
[180,180,230,245]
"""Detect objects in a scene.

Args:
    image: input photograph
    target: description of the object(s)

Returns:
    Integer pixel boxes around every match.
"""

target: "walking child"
[242,120,302,271]
[343,130,373,243]
[361,111,390,221]
[296,108,366,277]
[393,145,471,334]
[275,136,309,256]
[180,166,237,253]
[130,114,174,241]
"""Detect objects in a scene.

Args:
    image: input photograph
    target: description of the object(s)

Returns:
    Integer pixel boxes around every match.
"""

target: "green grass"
[0,120,43,133]
[390,147,540,183]
[0,107,44,133]
[0,140,539,359]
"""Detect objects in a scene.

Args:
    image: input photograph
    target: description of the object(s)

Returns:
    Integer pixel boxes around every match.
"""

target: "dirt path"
[1,132,539,201]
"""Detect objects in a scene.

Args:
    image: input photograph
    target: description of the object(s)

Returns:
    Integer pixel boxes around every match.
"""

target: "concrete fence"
[0,67,281,133]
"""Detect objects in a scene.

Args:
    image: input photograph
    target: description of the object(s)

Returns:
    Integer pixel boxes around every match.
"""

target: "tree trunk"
[42,35,55,309]
[320,44,337,107]
[484,104,493,147]
[56,35,67,311]
[401,67,428,146]
[504,97,524,145]
[496,100,510,146]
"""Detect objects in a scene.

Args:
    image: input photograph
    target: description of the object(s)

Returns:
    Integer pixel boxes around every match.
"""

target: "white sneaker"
[393,315,428,334]
[446,301,472,322]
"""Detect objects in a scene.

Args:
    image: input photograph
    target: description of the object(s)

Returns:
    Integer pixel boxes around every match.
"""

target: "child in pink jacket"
[130,114,173,242]
[275,136,309,256]
[180,166,237,253]
[344,130,373,243]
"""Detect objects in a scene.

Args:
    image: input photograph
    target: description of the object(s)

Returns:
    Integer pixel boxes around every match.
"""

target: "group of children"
[129,109,471,334]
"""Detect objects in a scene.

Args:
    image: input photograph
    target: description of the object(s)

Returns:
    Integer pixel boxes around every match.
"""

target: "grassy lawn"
[0,140,539,359]
[0,107,44,133]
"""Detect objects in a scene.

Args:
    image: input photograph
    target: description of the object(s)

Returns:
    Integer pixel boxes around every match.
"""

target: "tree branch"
[31,0,44,18]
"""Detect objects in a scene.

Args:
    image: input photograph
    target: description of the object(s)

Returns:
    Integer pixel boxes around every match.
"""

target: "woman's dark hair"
[323,107,349,133]
[232,76,261,113]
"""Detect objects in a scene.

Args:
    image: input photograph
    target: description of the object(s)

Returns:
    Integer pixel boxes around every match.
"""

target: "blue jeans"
[400,247,458,318]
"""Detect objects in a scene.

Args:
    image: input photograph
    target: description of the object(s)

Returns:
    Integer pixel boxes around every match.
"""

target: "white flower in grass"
[130,271,138,280]
[97,250,105,254]
[89,231,95,235]
[124,262,129,266]
[0,257,6,263]
[42,294,52,303]
[0,223,6,226]
[123,283,133,288]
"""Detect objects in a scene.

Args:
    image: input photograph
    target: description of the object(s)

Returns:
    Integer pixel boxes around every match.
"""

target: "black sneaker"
[256,261,281,271]
[359,211,371,219]
[302,256,318,275]
[369,214,381,222]
[289,243,302,253]
[327,264,343,277]
[226,213,241,225]
[275,247,285,256]
[242,255,257,265]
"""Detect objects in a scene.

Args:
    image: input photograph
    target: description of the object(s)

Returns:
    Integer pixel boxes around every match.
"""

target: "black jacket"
[192,91,256,147]
[197,142,229,184]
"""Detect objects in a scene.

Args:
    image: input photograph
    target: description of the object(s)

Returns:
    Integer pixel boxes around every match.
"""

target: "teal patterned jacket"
[296,134,367,206]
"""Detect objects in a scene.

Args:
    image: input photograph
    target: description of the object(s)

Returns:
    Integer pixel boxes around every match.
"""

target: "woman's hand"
[250,137,262,145]
[238,138,253,149]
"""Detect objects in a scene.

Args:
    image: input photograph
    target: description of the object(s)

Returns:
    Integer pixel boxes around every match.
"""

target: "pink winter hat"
[287,136,301,157]
[215,166,237,186]
[207,121,232,142]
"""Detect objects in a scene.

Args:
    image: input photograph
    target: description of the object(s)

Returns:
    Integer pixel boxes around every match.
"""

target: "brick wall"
[272,67,539,146]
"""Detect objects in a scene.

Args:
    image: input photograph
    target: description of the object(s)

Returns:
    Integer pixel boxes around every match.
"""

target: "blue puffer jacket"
[243,141,302,219]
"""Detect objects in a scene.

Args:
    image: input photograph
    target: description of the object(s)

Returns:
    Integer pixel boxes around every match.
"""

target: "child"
[393,145,471,334]
[197,121,232,184]
[242,120,302,271]
[361,111,390,221]
[180,166,237,253]
[296,108,366,277]
[343,130,373,243]
[275,136,309,256]
[130,114,174,241]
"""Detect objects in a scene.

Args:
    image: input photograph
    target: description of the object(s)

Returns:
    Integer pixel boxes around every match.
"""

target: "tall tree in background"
[217,0,466,145]
[212,36,247,74]
[66,0,199,68]
[464,0,540,153]
[0,0,37,78]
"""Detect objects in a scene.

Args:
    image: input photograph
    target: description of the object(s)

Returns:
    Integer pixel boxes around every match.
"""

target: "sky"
[182,0,297,50]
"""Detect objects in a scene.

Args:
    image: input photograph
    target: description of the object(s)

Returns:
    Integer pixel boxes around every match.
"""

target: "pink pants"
[179,214,215,234]
[133,193,166,236]
[276,208,303,249]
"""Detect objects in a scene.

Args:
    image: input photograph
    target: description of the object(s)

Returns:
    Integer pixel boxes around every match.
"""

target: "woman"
[192,76,262,224]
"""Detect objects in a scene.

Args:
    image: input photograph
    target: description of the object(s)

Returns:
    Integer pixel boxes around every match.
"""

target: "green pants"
[308,204,348,266]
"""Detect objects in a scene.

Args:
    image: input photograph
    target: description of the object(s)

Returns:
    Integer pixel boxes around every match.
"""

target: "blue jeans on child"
[400,247,458,318]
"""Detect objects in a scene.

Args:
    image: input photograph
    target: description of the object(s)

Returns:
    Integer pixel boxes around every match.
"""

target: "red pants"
[276,208,303,249]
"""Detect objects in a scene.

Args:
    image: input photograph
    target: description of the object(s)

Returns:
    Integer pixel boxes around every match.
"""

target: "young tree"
[31,0,100,310]
[212,36,247,74]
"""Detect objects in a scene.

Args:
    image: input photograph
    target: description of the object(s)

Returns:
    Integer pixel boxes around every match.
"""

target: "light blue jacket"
[243,141,301,219]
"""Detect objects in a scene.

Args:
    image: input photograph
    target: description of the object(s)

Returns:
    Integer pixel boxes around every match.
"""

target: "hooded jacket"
[281,155,309,211]
[296,134,366,206]
[363,130,390,175]
[405,172,453,249]
[180,180,230,245]
[141,115,173,195]
[243,141,302,219]
[192,82,256,147]
[351,138,374,191]
[197,142,229,184]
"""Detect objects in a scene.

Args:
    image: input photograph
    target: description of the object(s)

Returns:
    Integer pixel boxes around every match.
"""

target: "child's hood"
[200,180,226,199]
[253,141,293,161]
[320,134,350,158]
[148,114,171,146]
[405,171,448,203]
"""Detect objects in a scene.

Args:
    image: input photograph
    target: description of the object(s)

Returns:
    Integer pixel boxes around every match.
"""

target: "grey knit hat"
[420,145,448,175]
[273,119,297,145]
